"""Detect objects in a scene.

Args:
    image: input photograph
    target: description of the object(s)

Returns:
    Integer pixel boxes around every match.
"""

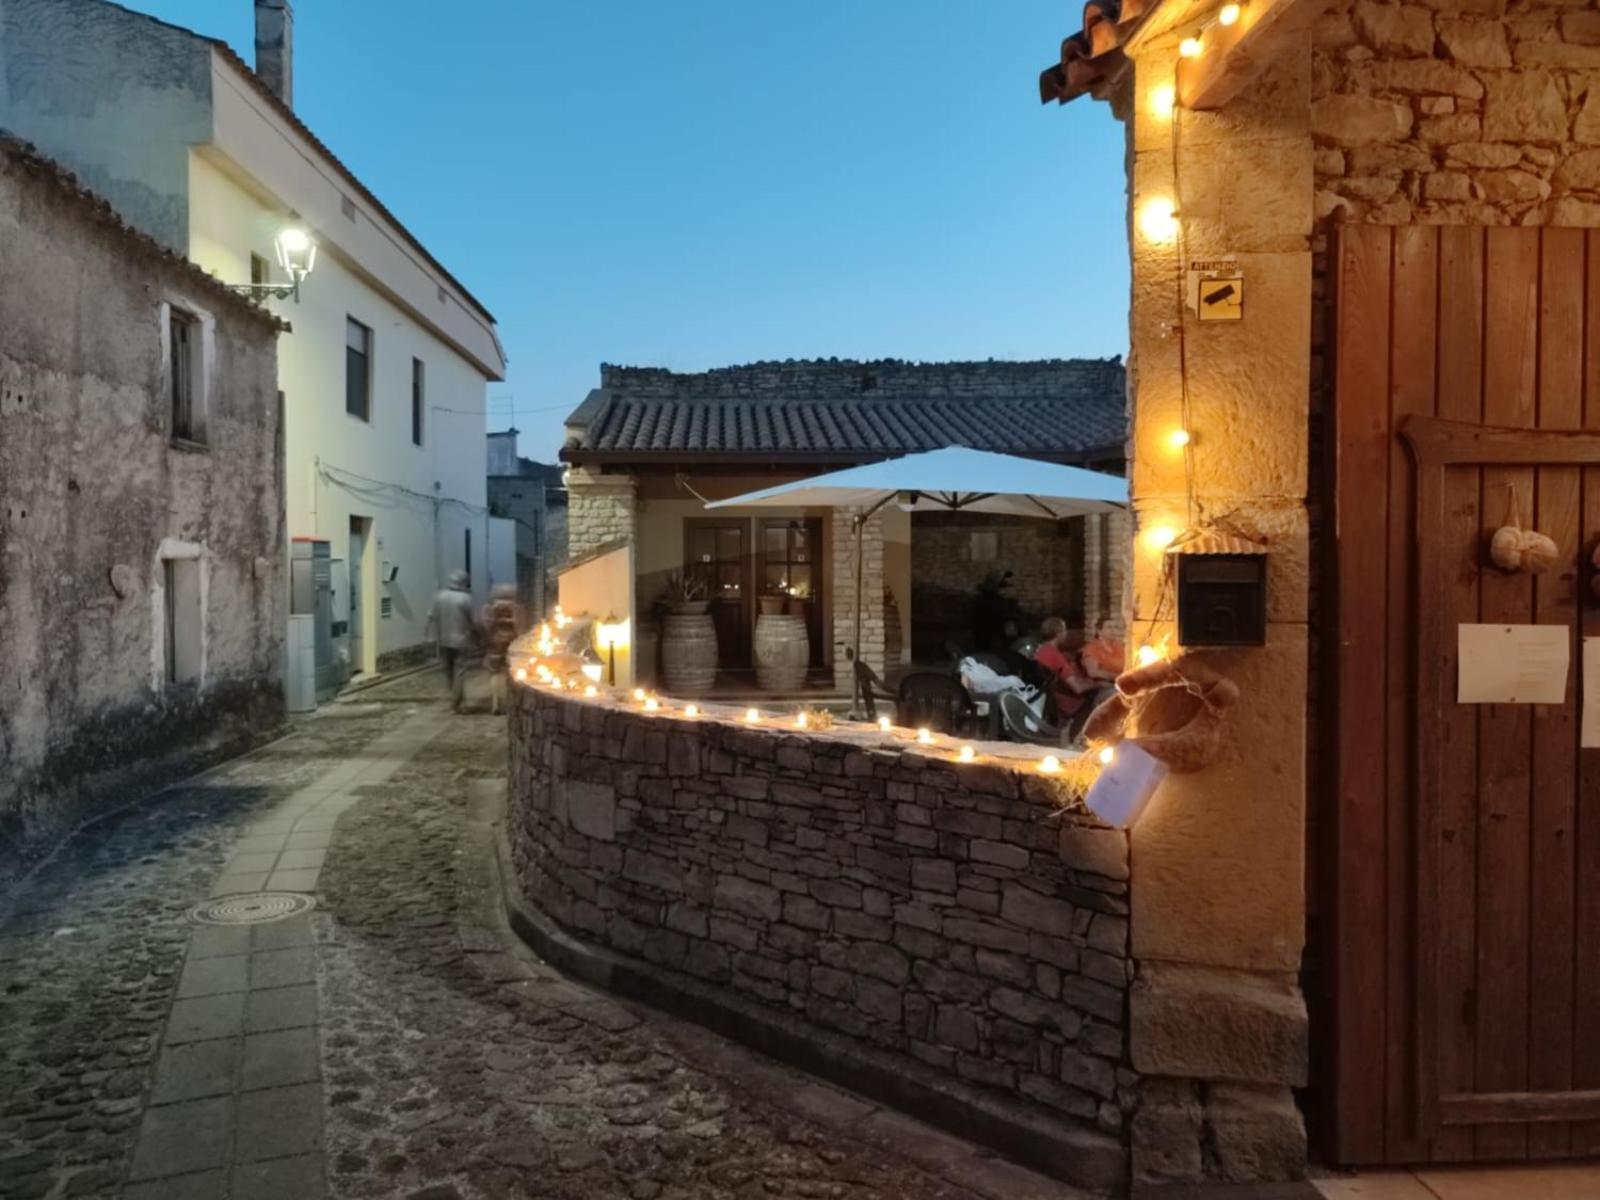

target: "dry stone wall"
[507,686,1135,1187]
[1314,0,1600,226]
[565,469,637,563]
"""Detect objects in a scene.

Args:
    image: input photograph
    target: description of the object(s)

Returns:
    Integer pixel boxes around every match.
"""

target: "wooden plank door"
[1327,225,1600,1165]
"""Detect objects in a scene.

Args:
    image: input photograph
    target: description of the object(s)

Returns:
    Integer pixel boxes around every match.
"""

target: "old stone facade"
[566,468,637,563]
[507,686,1133,1191]
[0,139,286,882]
[1314,0,1600,227]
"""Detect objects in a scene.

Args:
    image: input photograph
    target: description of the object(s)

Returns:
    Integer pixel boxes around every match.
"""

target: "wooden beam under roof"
[1175,0,1324,111]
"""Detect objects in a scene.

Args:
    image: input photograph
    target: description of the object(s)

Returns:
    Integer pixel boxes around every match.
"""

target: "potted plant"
[666,571,709,615]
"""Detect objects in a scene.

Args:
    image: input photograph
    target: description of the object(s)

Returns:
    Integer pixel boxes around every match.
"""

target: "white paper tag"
[1457,623,1569,705]
[1085,741,1170,829]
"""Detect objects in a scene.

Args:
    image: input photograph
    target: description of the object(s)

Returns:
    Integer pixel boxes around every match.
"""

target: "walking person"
[425,569,477,712]
[482,584,518,715]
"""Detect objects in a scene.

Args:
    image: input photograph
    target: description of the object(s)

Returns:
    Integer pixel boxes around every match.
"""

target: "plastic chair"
[999,690,1062,746]
[853,658,899,722]
[895,672,977,736]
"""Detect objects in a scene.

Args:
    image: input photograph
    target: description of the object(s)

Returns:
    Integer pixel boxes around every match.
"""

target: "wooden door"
[1326,225,1600,1164]
[686,519,751,668]
[758,517,824,667]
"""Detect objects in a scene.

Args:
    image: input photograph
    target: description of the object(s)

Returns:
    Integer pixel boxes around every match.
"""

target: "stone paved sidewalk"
[0,672,1093,1199]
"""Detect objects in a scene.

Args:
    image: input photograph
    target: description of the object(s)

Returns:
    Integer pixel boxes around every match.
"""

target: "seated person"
[1033,617,1100,729]
[1080,617,1126,683]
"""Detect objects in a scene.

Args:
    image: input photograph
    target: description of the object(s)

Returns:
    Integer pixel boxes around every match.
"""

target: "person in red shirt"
[1080,617,1126,683]
[1034,617,1100,731]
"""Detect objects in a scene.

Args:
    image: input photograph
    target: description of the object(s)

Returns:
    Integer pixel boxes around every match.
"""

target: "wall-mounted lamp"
[229,225,318,303]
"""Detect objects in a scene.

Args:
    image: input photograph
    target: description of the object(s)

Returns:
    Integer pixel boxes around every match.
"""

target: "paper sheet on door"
[1583,638,1600,748]
[1457,623,1569,705]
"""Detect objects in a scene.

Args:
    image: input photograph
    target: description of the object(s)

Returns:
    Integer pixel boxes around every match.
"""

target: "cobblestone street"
[0,672,1087,1200]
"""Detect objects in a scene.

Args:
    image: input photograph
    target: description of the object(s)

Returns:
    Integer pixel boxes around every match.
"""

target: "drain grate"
[191,892,316,926]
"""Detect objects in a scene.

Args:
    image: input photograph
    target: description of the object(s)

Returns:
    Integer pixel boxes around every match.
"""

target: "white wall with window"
[186,105,502,676]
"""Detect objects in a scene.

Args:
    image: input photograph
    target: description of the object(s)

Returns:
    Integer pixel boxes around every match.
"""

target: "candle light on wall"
[958,745,975,763]
[878,716,892,733]
[685,703,700,717]
[644,697,660,712]
[745,708,761,724]
[514,667,527,682]
[1039,755,1062,775]
[1218,2,1242,25]
[584,685,598,698]
[633,688,646,702]
[796,712,809,729]
[916,728,934,745]
[1099,745,1116,765]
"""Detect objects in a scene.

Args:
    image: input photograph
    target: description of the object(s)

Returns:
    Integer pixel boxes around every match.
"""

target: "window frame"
[168,305,205,445]
[346,316,373,422]
[411,357,425,446]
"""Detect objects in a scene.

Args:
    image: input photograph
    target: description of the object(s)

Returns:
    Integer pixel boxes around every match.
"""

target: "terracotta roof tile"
[564,361,1127,466]
[1040,0,1162,105]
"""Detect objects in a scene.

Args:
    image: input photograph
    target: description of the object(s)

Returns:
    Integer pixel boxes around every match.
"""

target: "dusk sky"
[135,1,1128,461]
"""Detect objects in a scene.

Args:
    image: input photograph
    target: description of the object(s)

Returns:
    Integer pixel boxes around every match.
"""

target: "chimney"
[254,0,293,107]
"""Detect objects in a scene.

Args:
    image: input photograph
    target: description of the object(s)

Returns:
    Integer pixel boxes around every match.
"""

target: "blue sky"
[134,1,1128,461]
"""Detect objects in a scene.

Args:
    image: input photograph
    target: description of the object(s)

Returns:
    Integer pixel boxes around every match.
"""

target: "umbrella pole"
[850,512,865,719]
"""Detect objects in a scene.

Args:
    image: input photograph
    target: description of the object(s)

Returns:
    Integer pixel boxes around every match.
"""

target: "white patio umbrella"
[706,446,1128,701]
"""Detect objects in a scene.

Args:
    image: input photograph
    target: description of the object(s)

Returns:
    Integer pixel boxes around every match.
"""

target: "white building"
[0,0,510,680]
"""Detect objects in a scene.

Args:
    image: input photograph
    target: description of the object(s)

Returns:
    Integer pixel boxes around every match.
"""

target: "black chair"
[999,690,1061,746]
[895,672,977,736]
[853,658,899,722]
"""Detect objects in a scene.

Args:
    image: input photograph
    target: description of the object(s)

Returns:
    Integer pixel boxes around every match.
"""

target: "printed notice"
[1457,623,1569,705]
[1583,638,1600,748]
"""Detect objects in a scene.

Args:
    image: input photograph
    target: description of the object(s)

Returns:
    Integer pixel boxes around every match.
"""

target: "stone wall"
[600,358,1126,405]
[0,139,286,884]
[832,507,886,689]
[506,686,1134,1190]
[1313,0,1600,226]
[565,468,636,563]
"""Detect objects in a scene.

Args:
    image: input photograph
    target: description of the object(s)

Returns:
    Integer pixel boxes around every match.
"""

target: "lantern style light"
[581,662,603,683]
[273,226,317,300]
[595,614,629,686]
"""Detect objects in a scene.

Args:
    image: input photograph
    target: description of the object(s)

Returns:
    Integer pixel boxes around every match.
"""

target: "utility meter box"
[1171,534,1268,648]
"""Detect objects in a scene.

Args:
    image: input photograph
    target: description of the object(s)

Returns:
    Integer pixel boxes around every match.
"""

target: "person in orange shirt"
[1033,617,1100,731]
[1080,617,1126,683]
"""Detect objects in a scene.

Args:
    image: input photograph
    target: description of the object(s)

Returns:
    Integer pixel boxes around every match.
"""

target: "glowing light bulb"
[644,697,660,712]
[1039,755,1061,775]
[581,663,602,683]
[1142,524,1179,553]
[633,688,646,702]
[539,623,551,639]
[796,712,809,729]
[958,746,975,763]
[685,703,699,717]
[1218,3,1241,26]
[1137,198,1179,243]
[1149,83,1176,119]
[916,728,933,745]
[1137,644,1163,668]
[745,708,761,724]
[1179,36,1203,58]
[584,685,598,698]
[1168,428,1191,449]
[514,667,527,682]
[878,716,892,733]
[1099,746,1116,765]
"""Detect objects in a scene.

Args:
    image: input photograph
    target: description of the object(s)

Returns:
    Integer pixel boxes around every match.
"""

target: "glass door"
[686,520,750,668]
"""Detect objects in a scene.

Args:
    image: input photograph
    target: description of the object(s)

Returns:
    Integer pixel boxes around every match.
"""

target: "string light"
[1039,755,1061,775]
[1137,644,1164,668]
[1218,3,1241,26]
[584,685,598,697]
[1142,524,1179,553]
[644,697,660,712]
[1149,83,1175,119]
[958,746,975,763]
[1179,36,1202,57]
[514,667,527,682]
[1168,428,1192,449]
[1138,198,1179,242]
[1099,746,1116,765]
[633,688,646,702]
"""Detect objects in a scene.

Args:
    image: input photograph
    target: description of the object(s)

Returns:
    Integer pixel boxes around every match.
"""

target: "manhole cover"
[191,893,316,926]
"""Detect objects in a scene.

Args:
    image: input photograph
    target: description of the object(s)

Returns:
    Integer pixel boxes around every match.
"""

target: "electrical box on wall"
[1172,534,1268,648]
